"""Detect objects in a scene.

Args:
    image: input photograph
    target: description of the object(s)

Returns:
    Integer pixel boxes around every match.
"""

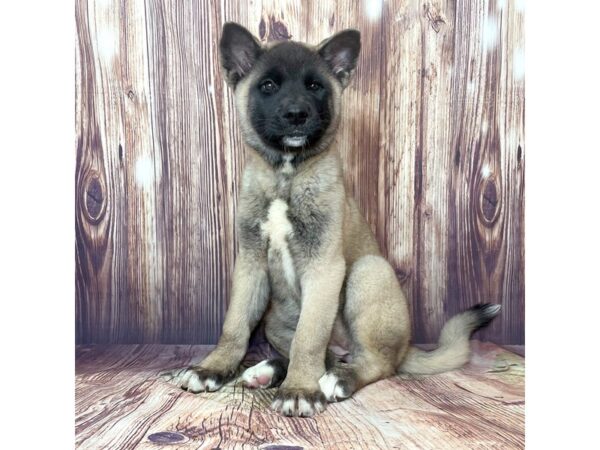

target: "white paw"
[319,372,347,402]
[160,367,222,393]
[282,398,296,416]
[297,397,321,417]
[270,391,326,417]
[241,360,274,389]
[186,371,205,393]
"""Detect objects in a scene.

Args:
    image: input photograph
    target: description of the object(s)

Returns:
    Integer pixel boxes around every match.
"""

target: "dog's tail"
[398,303,501,375]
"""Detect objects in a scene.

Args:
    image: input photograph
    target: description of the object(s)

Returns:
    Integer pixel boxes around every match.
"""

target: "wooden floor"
[75,342,524,449]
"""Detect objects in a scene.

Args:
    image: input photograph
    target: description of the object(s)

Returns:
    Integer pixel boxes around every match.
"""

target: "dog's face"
[219,23,360,164]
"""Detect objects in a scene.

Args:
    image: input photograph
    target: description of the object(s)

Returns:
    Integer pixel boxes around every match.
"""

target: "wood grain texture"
[76,0,524,344]
[75,342,525,449]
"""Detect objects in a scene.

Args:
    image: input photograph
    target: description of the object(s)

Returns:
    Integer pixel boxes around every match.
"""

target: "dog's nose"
[282,105,309,125]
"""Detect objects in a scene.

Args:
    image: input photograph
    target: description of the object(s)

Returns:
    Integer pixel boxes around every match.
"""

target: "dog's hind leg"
[319,255,411,402]
[241,358,288,389]
[241,348,340,390]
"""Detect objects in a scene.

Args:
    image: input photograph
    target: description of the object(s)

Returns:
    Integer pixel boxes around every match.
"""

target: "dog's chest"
[258,156,320,299]
[261,197,298,293]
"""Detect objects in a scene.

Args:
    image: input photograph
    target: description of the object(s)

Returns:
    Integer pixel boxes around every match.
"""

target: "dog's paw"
[241,359,287,389]
[161,366,234,393]
[318,371,352,402]
[271,388,326,417]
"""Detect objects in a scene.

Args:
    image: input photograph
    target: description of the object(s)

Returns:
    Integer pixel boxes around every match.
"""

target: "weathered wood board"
[76,0,524,344]
[75,342,524,449]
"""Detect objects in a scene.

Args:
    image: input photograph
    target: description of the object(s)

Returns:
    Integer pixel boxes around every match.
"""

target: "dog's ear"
[317,29,361,88]
[219,22,262,88]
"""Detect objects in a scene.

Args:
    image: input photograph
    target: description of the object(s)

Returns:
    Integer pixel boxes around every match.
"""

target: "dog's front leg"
[164,251,269,393]
[271,256,345,417]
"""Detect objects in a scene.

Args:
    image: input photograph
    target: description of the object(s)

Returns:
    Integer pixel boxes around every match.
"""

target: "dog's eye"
[259,79,278,94]
[306,80,323,91]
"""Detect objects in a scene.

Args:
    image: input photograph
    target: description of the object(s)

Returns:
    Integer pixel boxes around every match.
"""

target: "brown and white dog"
[164,22,501,417]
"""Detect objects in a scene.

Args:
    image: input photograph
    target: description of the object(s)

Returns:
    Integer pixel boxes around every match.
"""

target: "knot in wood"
[83,171,106,224]
[480,178,500,225]
[261,15,292,42]
[395,267,410,284]
[147,432,188,444]
[424,3,447,33]
[259,17,267,40]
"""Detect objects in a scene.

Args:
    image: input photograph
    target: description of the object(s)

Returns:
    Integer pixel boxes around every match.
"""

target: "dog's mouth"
[282,135,307,147]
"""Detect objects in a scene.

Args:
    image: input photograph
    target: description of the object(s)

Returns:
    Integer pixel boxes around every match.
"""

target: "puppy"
[165,23,501,417]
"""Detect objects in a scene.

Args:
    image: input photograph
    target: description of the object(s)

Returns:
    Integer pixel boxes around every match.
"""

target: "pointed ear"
[317,29,361,88]
[219,22,262,87]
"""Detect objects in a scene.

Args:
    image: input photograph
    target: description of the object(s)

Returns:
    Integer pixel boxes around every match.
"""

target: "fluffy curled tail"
[398,303,502,375]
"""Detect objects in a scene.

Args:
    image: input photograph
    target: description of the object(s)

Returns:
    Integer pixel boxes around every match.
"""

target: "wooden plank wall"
[76,0,524,345]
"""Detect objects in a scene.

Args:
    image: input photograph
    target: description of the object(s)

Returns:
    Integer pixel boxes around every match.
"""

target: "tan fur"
[165,26,496,417]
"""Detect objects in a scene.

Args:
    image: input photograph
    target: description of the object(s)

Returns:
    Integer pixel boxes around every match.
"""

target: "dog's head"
[219,22,360,164]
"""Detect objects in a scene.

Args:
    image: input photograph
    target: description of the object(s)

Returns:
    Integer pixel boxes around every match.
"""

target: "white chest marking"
[261,198,296,287]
